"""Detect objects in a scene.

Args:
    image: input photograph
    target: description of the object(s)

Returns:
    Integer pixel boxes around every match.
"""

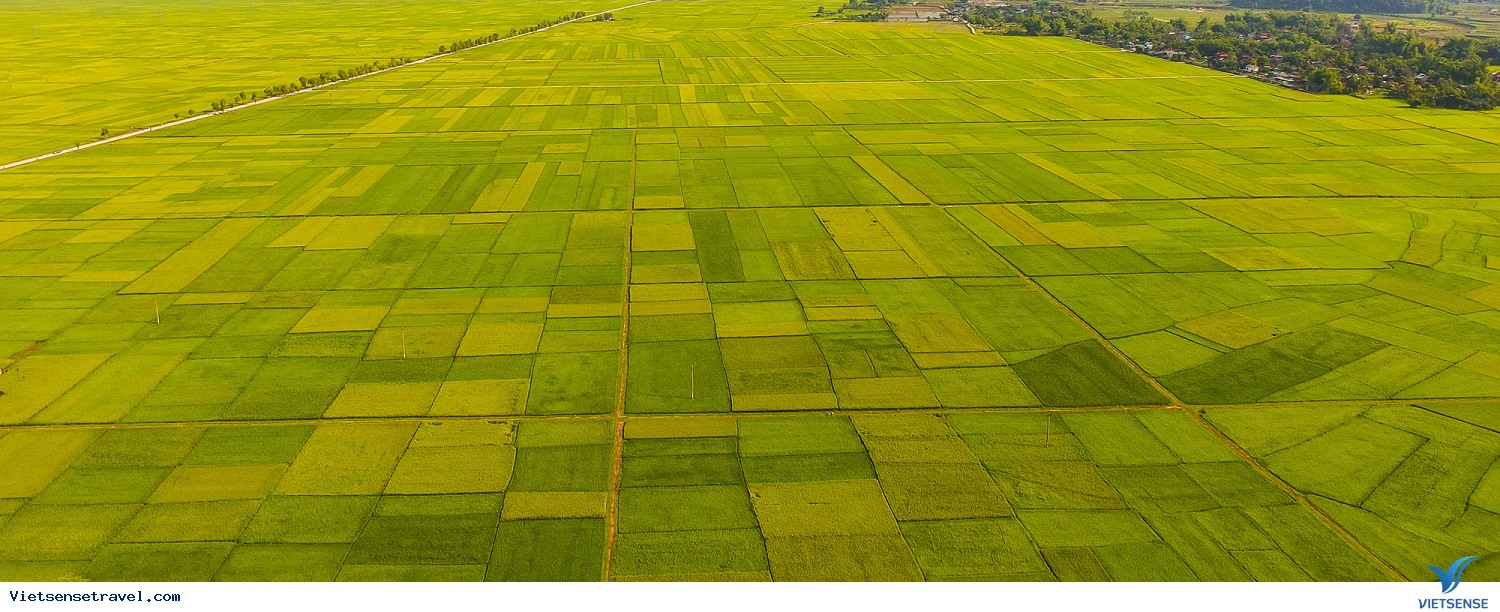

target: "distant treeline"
[964,5,1500,110]
[176,11,592,121]
[833,0,899,21]
[1226,0,1451,17]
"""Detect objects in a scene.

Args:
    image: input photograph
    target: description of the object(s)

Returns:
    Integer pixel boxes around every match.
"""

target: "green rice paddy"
[0,0,622,163]
[1,0,1499,582]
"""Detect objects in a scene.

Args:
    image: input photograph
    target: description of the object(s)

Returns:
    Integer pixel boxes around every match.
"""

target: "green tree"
[1307,67,1347,92]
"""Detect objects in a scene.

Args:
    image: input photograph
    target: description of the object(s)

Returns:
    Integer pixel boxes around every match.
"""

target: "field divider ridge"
[15,195,1485,228]
[0,413,617,434]
[603,171,638,582]
[4,388,1495,435]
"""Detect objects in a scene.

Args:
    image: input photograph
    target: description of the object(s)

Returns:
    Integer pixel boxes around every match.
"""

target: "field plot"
[1,0,1499,581]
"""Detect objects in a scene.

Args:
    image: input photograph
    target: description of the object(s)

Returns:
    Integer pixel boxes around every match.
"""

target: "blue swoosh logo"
[1428,556,1479,594]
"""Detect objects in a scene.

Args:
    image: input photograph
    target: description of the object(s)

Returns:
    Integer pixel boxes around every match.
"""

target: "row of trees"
[963,4,1500,109]
[440,33,501,54]
[503,11,589,39]
[1227,0,1452,18]
[443,10,592,52]
[185,57,412,117]
[832,0,899,21]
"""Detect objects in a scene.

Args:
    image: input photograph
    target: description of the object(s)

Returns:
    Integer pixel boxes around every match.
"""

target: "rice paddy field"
[0,0,622,163]
[2,0,1500,582]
